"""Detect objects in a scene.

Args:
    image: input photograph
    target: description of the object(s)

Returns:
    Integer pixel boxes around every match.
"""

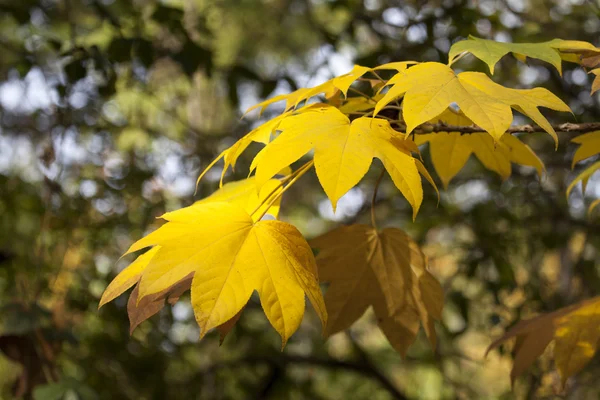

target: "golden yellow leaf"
[250,107,428,218]
[567,161,600,198]
[244,65,370,116]
[415,110,544,187]
[590,68,600,95]
[195,177,282,221]
[571,131,600,168]
[487,296,600,385]
[310,224,443,354]
[374,62,570,144]
[99,246,160,308]
[119,202,326,346]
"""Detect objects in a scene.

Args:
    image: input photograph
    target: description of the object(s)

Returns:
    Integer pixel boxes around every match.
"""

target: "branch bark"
[409,122,600,135]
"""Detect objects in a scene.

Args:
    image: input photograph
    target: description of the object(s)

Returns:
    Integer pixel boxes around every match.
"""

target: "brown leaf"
[487,296,600,385]
[127,274,193,334]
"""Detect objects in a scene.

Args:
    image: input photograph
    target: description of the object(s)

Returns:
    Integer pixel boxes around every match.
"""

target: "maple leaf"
[449,36,600,74]
[567,161,600,199]
[127,274,191,334]
[374,62,570,144]
[571,131,600,168]
[249,106,434,218]
[310,224,443,355]
[114,202,326,346]
[194,177,283,221]
[487,296,600,386]
[591,69,600,95]
[415,109,544,187]
[244,65,371,116]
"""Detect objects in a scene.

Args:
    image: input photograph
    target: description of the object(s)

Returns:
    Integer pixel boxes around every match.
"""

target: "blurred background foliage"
[0,0,599,399]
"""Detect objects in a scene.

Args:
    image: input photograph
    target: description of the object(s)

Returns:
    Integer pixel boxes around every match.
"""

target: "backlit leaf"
[118,202,326,346]
[449,36,600,74]
[250,107,430,218]
[374,62,570,143]
[194,177,283,221]
[571,131,600,168]
[567,161,600,198]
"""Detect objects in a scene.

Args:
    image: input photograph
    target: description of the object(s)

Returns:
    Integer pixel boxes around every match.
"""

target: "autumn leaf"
[487,296,600,386]
[310,224,443,355]
[99,246,161,308]
[591,69,600,95]
[115,202,326,346]
[194,177,283,221]
[127,274,192,334]
[244,65,370,116]
[415,109,544,187]
[571,131,600,168]
[250,106,432,218]
[449,36,600,74]
[567,161,600,198]
[374,62,570,143]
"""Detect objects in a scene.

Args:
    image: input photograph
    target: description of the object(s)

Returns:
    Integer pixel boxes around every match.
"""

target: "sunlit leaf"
[114,202,326,346]
[250,107,431,218]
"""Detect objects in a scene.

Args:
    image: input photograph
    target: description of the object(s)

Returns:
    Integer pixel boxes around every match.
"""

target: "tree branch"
[409,122,600,135]
[198,354,410,400]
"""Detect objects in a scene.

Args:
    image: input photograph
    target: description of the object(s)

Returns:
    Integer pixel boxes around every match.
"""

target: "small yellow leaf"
[590,68,600,95]
[567,161,600,198]
[571,131,600,168]
[250,107,428,219]
[121,202,326,346]
[311,224,443,353]
[243,65,370,115]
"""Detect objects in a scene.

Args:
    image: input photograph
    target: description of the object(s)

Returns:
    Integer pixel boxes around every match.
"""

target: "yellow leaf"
[244,65,370,115]
[571,131,600,168]
[554,299,600,385]
[375,63,570,144]
[415,109,544,187]
[487,296,600,385]
[567,161,600,198]
[99,246,160,308]
[310,224,443,353]
[590,68,600,95]
[194,177,282,221]
[250,107,427,218]
[120,202,326,346]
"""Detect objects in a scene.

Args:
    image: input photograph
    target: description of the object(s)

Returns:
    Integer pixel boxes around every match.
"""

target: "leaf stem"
[371,169,386,229]
[252,160,315,221]
[347,87,376,102]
